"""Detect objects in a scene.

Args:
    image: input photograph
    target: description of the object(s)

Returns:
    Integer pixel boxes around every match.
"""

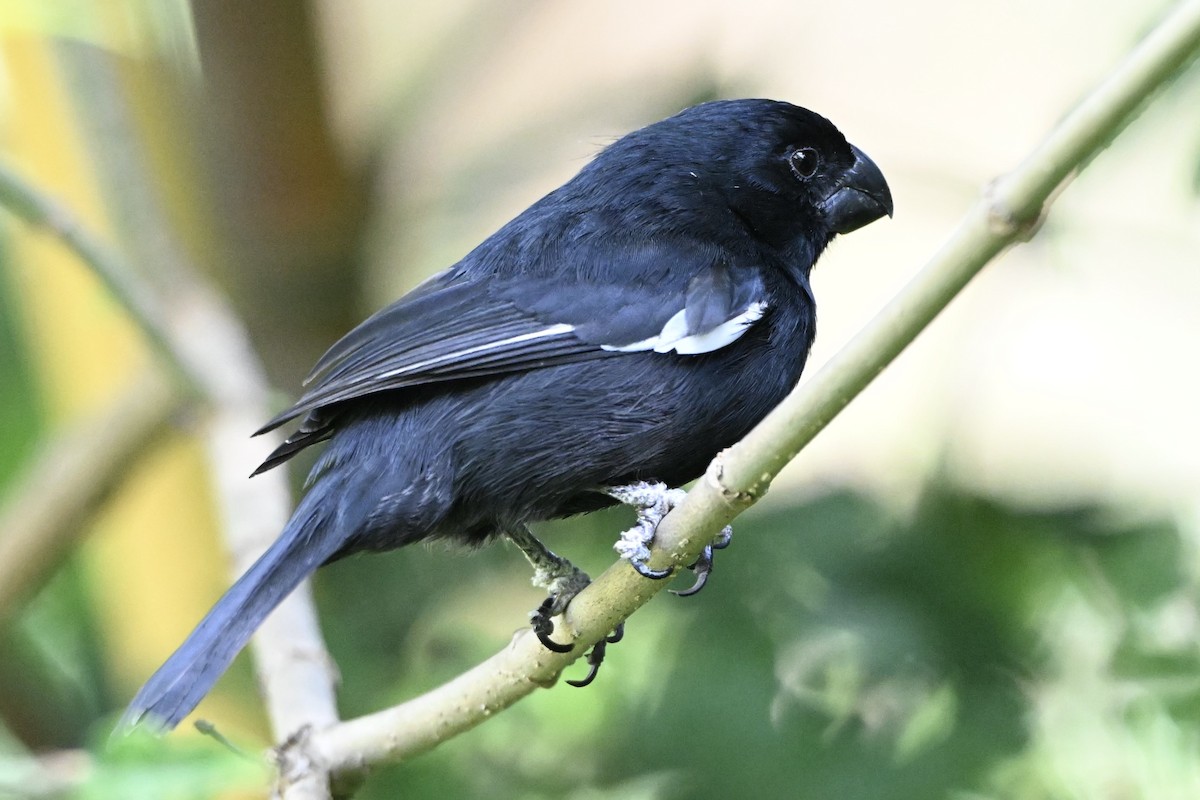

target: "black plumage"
[123,98,892,730]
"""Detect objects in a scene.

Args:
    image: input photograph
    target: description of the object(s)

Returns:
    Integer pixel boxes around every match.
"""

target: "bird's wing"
[256,246,769,439]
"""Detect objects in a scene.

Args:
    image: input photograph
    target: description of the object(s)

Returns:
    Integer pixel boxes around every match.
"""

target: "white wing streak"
[377,323,576,379]
[601,301,767,355]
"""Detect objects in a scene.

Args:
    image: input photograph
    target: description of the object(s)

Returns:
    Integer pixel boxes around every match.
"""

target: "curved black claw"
[531,596,574,653]
[629,559,674,581]
[671,544,715,597]
[567,624,625,688]
[566,654,602,688]
[670,527,733,598]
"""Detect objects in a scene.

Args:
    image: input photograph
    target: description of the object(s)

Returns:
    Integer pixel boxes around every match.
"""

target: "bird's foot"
[506,525,592,652]
[566,624,624,688]
[670,525,733,597]
[530,594,625,686]
[607,482,734,596]
[506,526,621,684]
[528,570,592,654]
[607,481,687,579]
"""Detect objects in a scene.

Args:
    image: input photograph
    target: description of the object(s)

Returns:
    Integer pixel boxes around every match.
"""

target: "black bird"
[122,98,892,730]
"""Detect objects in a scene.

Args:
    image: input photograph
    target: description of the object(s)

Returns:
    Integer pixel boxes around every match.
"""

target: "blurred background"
[2,1,1199,798]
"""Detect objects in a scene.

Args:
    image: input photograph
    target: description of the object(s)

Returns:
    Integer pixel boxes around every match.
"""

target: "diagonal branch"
[300,0,1200,777]
[0,163,200,395]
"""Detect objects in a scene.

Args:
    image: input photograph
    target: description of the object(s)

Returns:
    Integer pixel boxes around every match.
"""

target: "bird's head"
[588,99,893,261]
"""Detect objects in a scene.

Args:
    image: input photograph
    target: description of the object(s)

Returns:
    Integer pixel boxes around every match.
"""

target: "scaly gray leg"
[606,482,687,579]
[506,525,590,653]
[506,525,626,685]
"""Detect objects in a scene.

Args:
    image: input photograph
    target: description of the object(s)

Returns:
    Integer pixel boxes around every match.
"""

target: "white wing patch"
[602,301,767,355]
[377,323,576,379]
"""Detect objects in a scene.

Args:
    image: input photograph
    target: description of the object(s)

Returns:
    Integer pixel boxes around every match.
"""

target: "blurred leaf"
[78,728,265,800]
[0,559,107,749]
[1086,517,1186,608]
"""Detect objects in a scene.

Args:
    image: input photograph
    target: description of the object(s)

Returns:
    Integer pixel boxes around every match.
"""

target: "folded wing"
[254,243,770,472]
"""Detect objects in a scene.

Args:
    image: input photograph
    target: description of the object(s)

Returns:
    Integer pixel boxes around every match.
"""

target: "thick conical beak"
[820,144,893,235]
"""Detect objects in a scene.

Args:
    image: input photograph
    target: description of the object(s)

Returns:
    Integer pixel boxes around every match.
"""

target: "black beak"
[820,144,893,235]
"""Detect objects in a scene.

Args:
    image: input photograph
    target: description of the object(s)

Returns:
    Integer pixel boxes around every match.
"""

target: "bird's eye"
[788,147,819,180]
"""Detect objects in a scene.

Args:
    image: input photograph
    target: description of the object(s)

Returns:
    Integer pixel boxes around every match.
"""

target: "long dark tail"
[120,494,343,731]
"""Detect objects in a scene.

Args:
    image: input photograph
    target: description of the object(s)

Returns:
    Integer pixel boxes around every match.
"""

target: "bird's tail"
[119,494,341,732]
